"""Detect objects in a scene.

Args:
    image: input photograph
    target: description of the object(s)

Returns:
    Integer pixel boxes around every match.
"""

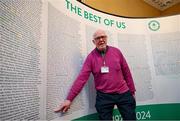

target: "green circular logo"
[148,20,160,31]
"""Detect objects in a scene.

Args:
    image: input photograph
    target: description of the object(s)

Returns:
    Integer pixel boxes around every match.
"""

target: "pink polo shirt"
[67,46,135,101]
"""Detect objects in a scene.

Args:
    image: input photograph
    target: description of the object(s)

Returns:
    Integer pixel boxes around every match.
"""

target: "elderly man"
[54,29,136,120]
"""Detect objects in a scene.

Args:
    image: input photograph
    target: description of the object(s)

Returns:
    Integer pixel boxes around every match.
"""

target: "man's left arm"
[120,52,136,96]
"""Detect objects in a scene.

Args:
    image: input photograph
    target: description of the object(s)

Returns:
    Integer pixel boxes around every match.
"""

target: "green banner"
[73,103,180,120]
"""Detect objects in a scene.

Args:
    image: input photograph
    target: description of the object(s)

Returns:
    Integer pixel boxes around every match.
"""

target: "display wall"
[0,0,180,120]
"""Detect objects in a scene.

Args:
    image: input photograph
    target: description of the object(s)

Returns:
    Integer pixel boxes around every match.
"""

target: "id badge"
[101,66,109,73]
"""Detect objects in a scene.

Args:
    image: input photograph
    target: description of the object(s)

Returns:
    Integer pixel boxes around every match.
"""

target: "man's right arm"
[54,100,71,113]
[54,54,92,113]
[66,54,92,101]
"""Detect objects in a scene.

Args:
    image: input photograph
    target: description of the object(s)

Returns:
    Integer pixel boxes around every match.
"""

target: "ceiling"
[143,0,180,11]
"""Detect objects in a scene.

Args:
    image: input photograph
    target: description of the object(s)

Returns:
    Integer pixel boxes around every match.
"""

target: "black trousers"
[95,90,136,120]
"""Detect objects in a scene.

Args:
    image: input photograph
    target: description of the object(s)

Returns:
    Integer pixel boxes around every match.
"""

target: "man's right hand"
[54,100,71,113]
